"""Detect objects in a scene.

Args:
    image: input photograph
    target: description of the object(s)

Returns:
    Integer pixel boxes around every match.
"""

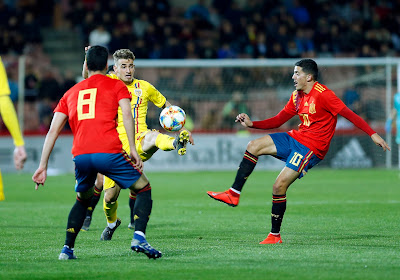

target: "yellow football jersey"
[0,57,24,146]
[108,74,167,137]
[0,57,11,96]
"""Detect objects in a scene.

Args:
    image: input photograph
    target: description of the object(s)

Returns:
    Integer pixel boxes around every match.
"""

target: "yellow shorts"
[103,130,156,190]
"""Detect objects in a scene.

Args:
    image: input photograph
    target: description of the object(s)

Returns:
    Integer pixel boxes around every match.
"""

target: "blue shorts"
[73,152,142,193]
[269,132,321,179]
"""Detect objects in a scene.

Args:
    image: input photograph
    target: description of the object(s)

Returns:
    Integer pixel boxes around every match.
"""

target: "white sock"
[134,231,146,238]
[270,232,280,236]
[108,221,117,229]
[230,188,241,195]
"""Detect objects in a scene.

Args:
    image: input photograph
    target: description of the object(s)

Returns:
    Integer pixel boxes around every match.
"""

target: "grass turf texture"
[0,169,399,280]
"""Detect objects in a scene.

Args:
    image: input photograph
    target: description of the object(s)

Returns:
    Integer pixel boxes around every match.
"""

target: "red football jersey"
[54,74,131,156]
[283,82,346,159]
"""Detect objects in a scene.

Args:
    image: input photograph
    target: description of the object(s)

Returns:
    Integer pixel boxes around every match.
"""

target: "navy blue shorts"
[73,152,142,192]
[269,132,321,179]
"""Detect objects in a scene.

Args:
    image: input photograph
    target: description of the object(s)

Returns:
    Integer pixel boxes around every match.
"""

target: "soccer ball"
[159,105,186,132]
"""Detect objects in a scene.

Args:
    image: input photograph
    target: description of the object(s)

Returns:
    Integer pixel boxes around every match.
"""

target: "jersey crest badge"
[134,89,142,97]
[309,101,316,114]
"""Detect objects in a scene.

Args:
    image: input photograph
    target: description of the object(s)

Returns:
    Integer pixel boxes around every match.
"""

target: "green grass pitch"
[0,169,399,280]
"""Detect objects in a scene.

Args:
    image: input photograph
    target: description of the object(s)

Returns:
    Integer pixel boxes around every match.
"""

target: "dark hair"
[295,59,318,81]
[86,45,109,72]
[107,65,114,74]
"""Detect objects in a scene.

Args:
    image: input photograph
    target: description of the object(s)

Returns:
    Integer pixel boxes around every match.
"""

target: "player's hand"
[235,113,253,128]
[14,146,27,170]
[32,167,47,190]
[371,133,391,151]
[188,131,194,145]
[130,151,144,171]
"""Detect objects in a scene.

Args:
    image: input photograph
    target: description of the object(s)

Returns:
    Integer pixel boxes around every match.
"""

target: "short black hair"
[295,59,318,81]
[107,65,114,74]
[86,45,109,72]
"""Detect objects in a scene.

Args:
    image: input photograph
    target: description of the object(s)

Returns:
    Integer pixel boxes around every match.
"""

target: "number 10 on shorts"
[289,152,303,167]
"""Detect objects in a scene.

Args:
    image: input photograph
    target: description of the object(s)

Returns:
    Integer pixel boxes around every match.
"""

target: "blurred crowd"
[2,0,400,58]
[72,0,400,58]
[0,0,399,133]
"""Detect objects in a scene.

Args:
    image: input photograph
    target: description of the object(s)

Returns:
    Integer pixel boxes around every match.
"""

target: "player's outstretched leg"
[260,194,286,244]
[59,245,77,260]
[100,199,121,240]
[100,218,121,241]
[59,194,92,260]
[128,192,136,230]
[131,232,162,259]
[259,233,282,244]
[0,171,5,201]
[207,189,240,207]
[175,130,189,156]
[130,184,161,259]
[207,150,258,207]
[81,186,103,231]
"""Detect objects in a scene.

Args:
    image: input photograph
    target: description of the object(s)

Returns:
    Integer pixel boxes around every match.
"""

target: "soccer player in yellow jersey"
[0,57,27,201]
[81,48,194,237]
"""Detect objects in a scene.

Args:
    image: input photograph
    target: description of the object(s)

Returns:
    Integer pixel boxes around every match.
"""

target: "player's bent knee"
[77,187,94,200]
[247,135,275,156]
[272,183,287,195]
[103,186,119,203]
[130,174,149,192]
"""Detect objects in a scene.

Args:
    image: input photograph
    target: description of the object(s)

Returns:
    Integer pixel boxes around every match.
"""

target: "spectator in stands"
[132,13,149,39]
[24,64,39,102]
[217,43,236,59]
[37,68,61,131]
[288,0,310,26]
[21,11,42,45]
[222,91,250,130]
[89,25,111,48]
[343,88,362,115]
[185,0,210,23]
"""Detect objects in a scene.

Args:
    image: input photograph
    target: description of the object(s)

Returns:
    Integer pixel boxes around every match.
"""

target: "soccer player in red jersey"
[32,46,161,259]
[207,59,390,244]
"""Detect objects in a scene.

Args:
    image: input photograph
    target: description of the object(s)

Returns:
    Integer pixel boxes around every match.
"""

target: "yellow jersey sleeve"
[0,57,11,96]
[144,81,167,109]
[0,95,24,146]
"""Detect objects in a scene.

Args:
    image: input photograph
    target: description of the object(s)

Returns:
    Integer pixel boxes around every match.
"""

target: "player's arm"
[82,46,90,79]
[0,95,27,169]
[338,106,390,151]
[236,110,294,129]
[119,98,143,171]
[32,112,68,189]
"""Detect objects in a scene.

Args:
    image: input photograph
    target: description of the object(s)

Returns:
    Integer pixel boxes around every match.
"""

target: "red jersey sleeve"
[283,91,299,115]
[339,107,376,136]
[319,90,346,115]
[251,110,294,129]
[54,95,68,115]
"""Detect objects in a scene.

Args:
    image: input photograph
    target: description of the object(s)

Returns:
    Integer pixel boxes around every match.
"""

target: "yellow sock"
[155,134,175,151]
[0,170,4,201]
[103,199,118,223]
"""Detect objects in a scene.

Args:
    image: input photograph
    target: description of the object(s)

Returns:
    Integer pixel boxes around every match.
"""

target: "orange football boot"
[207,189,239,207]
[259,233,282,244]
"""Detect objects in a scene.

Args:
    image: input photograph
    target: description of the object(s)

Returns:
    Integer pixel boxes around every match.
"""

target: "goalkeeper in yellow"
[0,57,27,200]
[81,48,194,238]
